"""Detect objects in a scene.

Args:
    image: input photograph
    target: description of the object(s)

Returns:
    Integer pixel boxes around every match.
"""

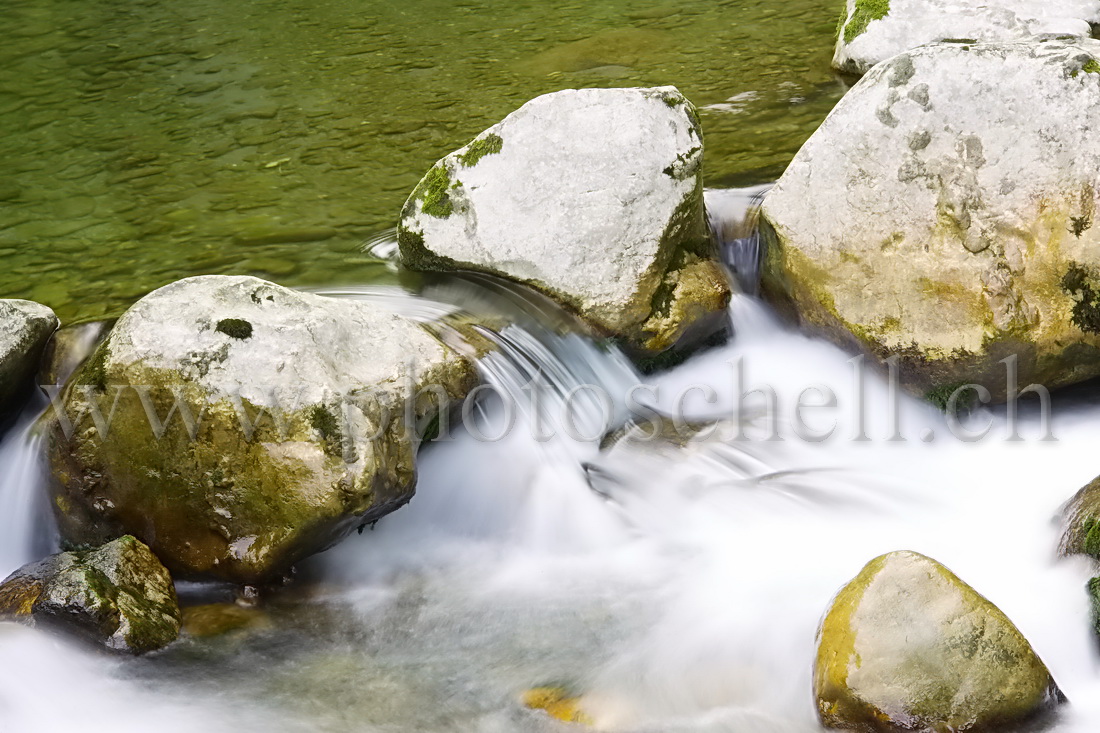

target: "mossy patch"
[77,342,110,392]
[1061,262,1100,334]
[924,382,977,412]
[413,165,456,219]
[843,0,890,44]
[308,404,342,454]
[662,146,702,180]
[458,133,503,167]
[1083,59,1100,75]
[215,318,253,339]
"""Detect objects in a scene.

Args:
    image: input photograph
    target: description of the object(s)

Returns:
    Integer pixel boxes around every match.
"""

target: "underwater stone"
[397,86,730,358]
[815,551,1064,731]
[833,0,1100,76]
[0,535,181,654]
[761,40,1100,401]
[42,275,478,584]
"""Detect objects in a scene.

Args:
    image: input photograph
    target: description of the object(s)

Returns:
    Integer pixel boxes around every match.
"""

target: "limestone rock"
[43,276,477,583]
[761,40,1100,401]
[834,0,1100,76]
[398,86,730,357]
[0,299,57,413]
[815,551,1063,731]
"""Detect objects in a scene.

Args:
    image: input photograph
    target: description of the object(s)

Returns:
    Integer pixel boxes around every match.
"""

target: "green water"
[0,0,843,323]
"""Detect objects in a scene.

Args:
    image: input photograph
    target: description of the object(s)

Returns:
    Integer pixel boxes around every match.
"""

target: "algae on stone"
[0,535,181,654]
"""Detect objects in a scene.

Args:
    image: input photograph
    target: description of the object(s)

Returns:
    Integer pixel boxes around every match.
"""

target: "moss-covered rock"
[0,535,180,654]
[1058,475,1100,559]
[762,40,1100,401]
[815,551,1063,731]
[0,299,58,414]
[397,86,730,359]
[832,0,1100,76]
[40,276,477,584]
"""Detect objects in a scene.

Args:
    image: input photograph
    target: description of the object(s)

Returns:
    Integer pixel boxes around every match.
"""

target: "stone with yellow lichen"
[762,40,1100,402]
[815,551,1063,731]
[522,686,594,726]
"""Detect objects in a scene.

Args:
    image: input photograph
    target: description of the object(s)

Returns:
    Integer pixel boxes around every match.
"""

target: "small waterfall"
[0,321,107,577]
[706,185,770,294]
[0,399,53,578]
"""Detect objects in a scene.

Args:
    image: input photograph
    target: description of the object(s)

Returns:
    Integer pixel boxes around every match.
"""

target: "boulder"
[397,86,731,357]
[815,551,1063,731]
[761,40,1100,401]
[834,0,1100,76]
[42,276,477,584]
[0,299,58,413]
[0,535,180,654]
[1059,475,1100,557]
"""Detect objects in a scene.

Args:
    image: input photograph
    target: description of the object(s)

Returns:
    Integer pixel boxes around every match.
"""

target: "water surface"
[0,0,841,322]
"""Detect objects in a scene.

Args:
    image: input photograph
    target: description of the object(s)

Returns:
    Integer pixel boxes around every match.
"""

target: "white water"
[4,276,1100,730]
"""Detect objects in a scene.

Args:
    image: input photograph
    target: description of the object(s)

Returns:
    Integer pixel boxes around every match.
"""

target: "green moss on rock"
[1061,262,1100,334]
[413,165,456,219]
[843,0,890,44]
[215,318,253,339]
[458,133,503,167]
[0,535,181,654]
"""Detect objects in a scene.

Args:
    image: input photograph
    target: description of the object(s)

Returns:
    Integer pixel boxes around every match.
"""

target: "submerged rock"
[0,299,58,413]
[0,535,180,654]
[43,276,477,584]
[522,687,594,725]
[397,86,731,358]
[833,0,1100,76]
[815,551,1063,731]
[761,40,1100,401]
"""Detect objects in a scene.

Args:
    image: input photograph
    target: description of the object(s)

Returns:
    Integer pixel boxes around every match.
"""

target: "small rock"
[181,603,268,637]
[522,687,593,725]
[0,299,58,413]
[0,536,181,654]
[815,551,1063,731]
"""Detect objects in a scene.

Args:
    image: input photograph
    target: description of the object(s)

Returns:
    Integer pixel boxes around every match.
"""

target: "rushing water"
[3,2,1100,729]
[4,243,1100,730]
[0,0,842,323]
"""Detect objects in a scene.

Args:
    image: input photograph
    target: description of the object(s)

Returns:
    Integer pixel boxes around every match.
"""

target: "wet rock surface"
[0,535,181,654]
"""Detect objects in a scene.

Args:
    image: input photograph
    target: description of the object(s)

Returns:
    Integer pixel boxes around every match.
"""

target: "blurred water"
[3,232,1100,730]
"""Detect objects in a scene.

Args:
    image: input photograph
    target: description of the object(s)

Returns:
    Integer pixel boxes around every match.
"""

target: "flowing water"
[4,236,1100,730]
[4,1,1100,730]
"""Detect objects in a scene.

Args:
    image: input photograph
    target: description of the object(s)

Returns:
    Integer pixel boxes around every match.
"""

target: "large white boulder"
[397,86,730,357]
[0,299,57,412]
[43,276,477,583]
[834,0,1100,76]
[761,40,1100,400]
